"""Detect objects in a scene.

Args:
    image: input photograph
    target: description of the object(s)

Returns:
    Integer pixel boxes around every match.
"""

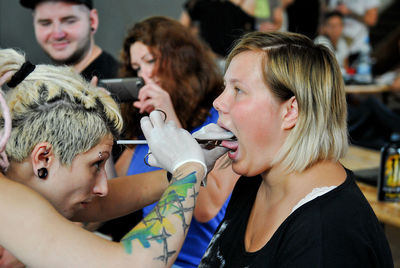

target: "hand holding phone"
[98,77,145,103]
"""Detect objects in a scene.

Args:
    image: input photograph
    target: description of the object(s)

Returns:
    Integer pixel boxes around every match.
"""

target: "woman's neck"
[259,160,346,205]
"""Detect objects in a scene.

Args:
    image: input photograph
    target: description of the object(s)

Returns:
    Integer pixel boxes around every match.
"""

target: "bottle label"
[381,154,400,201]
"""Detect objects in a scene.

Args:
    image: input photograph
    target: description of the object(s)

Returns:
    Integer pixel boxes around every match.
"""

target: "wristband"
[172,159,207,180]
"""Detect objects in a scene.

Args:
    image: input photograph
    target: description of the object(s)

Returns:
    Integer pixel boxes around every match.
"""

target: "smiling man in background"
[20,0,119,81]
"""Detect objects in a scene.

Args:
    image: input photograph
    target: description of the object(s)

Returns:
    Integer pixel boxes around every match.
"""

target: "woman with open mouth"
[194,31,392,267]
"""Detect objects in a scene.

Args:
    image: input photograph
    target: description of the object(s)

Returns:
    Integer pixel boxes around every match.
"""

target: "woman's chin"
[230,151,247,175]
[232,163,248,177]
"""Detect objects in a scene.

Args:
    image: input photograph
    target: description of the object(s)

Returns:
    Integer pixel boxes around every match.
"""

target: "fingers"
[166,119,177,129]
[136,84,173,114]
[144,150,158,168]
[137,83,165,101]
[149,110,166,128]
[140,110,168,138]
[90,75,99,86]
[137,98,156,114]
[140,116,153,140]
[147,153,158,168]
[90,76,112,96]
[140,110,206,174]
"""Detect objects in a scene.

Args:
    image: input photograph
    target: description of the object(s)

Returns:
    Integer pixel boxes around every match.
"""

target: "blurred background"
[0,0,186,63]
[1,0,399,66]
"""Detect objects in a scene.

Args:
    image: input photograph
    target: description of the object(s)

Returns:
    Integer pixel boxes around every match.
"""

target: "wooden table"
[345,84,390,94]
[340,145,381,171]
[340,145,400,228]
[357,181,400,228]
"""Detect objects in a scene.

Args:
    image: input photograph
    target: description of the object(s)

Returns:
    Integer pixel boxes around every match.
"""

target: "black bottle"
[378,133,400,202]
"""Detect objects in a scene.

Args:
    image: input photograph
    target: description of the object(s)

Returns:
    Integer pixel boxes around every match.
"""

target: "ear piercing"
[37,168,48,179]
[98,152,103,159]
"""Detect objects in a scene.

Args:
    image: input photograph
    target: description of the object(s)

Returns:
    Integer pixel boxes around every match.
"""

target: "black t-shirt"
[81,50,119,81]
[184,0,255,57]
[199,169,393,267]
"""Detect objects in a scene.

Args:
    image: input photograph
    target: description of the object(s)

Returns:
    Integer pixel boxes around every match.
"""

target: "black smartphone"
[98,77,145,103]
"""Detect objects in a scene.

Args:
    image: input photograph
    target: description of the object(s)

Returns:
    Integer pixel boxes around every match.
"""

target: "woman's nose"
[138,67,153,83]
[93,172,108,197]
[213,90,228,113]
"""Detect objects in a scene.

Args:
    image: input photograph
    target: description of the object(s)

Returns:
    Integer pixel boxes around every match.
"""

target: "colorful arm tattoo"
[121,171,198,264]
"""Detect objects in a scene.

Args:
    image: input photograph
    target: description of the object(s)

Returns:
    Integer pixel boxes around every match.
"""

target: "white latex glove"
[192,123,235,173]
[140,110,207,177]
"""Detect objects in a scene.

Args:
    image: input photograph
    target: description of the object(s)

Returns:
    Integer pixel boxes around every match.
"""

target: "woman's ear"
[282,96,298,130]
[30,142,54,176]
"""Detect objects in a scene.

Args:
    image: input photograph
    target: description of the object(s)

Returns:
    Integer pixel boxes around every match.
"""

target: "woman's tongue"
[221,139,237,150]
[221,139,239,159]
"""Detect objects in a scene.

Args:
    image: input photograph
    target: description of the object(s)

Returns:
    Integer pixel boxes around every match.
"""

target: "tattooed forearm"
[120,171,199,264]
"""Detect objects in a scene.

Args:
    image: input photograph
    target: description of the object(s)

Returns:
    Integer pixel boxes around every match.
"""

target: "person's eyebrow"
[60,15,79,22]
[36,15,78,23]
[36,18,52,23]
[141,53,154,60]
[131,53,154,66]
[227,78,240,83]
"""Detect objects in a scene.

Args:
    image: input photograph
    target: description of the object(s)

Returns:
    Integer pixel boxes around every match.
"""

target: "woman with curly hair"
[113,16,239,268]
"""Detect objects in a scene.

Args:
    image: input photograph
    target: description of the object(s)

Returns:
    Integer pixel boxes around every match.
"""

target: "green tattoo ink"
[121,172,198,264]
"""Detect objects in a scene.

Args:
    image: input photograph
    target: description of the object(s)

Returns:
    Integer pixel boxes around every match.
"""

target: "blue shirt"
[126,108,231,268]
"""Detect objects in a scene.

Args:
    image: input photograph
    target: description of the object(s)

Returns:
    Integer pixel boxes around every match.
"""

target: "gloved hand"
[192,123,234,173]
[141,110,207,177]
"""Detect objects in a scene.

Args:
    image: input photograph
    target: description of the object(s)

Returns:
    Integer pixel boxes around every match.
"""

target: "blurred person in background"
[327,0,379,62]
[20,0,119,81]
[180,0,283,62]
[314,11,350,72]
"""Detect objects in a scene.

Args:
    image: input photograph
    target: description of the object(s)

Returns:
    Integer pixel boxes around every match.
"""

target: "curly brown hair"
[119,16,223,140]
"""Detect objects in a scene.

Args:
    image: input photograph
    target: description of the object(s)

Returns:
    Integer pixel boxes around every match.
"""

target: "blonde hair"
[226,32,348,172]
[0,48,123,165]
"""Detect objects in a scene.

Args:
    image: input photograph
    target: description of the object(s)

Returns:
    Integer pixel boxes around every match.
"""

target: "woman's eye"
[234,87,243,94]
[147,59,156,64]
[94,160,104,171]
